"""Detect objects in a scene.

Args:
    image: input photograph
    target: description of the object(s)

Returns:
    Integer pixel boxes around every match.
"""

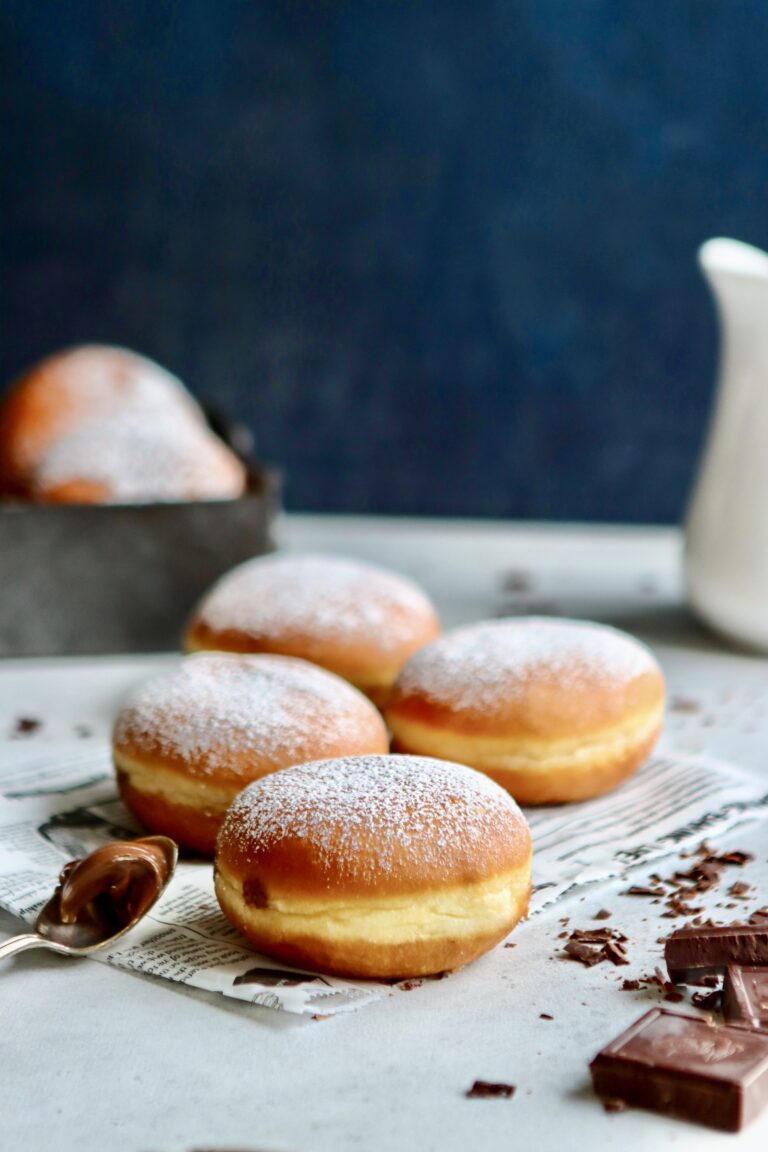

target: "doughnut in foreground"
[385,617,665,804]
[215,753,532,978]
[113,652,389,854]
[185,552,441,704]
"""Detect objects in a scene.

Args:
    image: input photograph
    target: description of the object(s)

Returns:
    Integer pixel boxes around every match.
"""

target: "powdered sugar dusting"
[36,410,245,502]
[196,553,438,652]
[223,754,526,882]
[395,617,659,712]
[114,652,384,775]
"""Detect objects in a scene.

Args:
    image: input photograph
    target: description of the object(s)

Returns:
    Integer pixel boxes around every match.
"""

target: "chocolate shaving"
[466,1080,516,1099]
[563,926,629,967]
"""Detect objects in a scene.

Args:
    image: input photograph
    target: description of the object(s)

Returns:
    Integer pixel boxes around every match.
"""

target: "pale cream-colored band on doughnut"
[388,706,663,779]
[215,859,532,949]
[114,749,239,816]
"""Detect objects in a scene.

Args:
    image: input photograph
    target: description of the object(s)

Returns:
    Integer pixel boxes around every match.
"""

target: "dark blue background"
[2,2,766,520]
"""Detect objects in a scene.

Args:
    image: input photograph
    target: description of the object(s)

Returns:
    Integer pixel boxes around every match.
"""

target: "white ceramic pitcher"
[685,237,768,649]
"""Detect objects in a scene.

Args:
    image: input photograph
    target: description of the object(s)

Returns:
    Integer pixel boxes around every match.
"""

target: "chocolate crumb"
[501,571,532,595]
[12,716,41,737]
[398,980,422,991]
[594,909,612,920]
[466,1080,516,1099]
[670,696,702,715]
[729,882,752,898]
[503,942,517,949]
[620,979,643,992]
[539,1013,554,1020]
[602,1097,627,1113]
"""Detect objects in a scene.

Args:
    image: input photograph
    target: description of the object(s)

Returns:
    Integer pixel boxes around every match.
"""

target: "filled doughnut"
[185,553,441,705]
[215,753,532,978]
[113,652,389,854]
[0,344,207,497]
[385,617,665,804]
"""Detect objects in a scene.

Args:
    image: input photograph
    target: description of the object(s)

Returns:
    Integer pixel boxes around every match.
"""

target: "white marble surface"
[3,515,768,1152]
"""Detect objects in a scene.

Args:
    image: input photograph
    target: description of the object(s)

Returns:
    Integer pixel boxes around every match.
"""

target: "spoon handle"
[0,933,69,961]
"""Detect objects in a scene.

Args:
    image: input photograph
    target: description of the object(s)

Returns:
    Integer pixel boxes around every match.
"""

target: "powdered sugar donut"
[34,411,246,504]
[185,553,441,704]
[215,753,532,978]
[0,344,208,497]
[113,652,389,853]
[385,618,665,804]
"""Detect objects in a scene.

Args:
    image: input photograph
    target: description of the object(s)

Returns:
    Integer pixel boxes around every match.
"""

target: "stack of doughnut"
[184,552,442,705]
[0,344,246,502]
[108,554,664,978]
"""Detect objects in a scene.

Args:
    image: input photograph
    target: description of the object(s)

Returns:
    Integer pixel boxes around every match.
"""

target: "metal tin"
[0,469,281,656]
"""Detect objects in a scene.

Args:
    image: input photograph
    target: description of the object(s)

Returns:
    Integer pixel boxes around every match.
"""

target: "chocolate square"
[665,924,768,983]
[723,966,768,1031]
[590,1008,768,1131]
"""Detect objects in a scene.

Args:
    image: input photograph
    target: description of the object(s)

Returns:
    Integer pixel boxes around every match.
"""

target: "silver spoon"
[0,835,178,962]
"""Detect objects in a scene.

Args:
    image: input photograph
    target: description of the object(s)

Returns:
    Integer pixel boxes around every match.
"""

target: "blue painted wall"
[3,2,767,520]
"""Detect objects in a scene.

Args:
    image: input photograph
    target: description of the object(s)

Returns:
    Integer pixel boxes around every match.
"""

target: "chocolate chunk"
[466,1080,516,1099]
[590,1008,768,1131]
[666,925,768,983]
[12,716,41,736]
[692,989,723,1010]
[723,965,768,1031]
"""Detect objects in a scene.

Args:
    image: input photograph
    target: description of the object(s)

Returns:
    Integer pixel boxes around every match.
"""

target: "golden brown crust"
[116,770,223,856]
[384,618,665,804]
[184,554,441,698]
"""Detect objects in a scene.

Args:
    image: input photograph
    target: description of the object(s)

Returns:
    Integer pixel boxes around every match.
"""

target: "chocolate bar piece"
[723,966,768,1031]
[590,1008,768,1131]
[665,924,768,983]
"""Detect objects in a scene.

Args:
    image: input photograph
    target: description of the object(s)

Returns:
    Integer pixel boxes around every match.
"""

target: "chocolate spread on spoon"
[55,838,174,930]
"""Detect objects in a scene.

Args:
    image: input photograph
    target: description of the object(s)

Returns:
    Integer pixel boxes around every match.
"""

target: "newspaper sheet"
[0,740,766,1014]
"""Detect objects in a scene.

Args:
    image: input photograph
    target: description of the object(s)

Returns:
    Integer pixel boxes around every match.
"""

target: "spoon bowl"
[0,835,178,962]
